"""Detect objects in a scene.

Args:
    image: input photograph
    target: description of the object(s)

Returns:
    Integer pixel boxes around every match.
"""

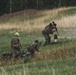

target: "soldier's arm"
[45,25,49,29]
[18,38,22,49]
[20,42,22,49]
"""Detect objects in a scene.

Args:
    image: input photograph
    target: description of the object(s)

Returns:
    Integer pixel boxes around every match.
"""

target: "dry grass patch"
[56,15,76,28]
[0,47,76,66]
[31,47,76,62]
[0,7,76,32]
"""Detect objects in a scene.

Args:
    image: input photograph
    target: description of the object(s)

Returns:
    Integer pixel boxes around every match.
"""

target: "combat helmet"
[14,32,20,37]
[35,40,39,43]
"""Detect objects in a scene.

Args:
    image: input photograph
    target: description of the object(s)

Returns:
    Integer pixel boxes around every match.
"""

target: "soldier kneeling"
[27,40,41,57]
[42,21,59,46]
[11,32,22,59]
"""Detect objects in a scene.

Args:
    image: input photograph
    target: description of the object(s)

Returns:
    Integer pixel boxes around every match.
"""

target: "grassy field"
[0,57,76,75]
[0,7,76,75]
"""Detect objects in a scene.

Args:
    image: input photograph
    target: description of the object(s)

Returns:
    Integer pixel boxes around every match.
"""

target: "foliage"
[0,0,76,15]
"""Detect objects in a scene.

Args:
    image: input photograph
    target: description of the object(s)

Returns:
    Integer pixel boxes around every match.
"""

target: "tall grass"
[0,57,76,75]
[0,7,76,32]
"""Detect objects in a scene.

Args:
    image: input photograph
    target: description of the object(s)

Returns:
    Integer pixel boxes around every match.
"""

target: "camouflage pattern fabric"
[11,37,22,58]
[42,22,58,45]
[27,40,41,56]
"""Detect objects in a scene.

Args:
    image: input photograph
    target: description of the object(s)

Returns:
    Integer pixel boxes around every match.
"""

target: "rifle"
[55,27,59,35]
[56,29,59,35]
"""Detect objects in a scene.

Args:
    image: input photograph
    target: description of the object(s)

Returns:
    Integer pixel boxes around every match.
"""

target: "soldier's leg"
[15,47,21,59]
[30,49,35,57]
[43,34,48,45]
[42,30,50,45]
[13,47,19,59]
[46,34,51,44]
[12,47,16,59]
[43,33,50,45]
[48,35,51,44]
[13,49,17,59]
[42,30,47,45]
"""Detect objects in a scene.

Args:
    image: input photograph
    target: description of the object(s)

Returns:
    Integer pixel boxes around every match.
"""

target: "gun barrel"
[57,30,59,35]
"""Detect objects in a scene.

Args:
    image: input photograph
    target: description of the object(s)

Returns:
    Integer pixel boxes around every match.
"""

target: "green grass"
[0,28,76,53]
[0,57,76,75]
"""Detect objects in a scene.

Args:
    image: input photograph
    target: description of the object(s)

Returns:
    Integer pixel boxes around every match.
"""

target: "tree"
[0,0,76,15]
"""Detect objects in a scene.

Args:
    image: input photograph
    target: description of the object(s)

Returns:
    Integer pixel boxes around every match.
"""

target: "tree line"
[0,0,76,15]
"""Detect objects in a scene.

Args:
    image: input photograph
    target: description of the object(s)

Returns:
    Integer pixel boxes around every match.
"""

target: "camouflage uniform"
[52,21,58,33]
[34,40,40,52]
[27,44,35,56]
[27,40,41,56]
[11,36,22,58]
[42,22,58,45]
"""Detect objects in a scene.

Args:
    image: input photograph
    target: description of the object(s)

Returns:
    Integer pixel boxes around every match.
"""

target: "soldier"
[27,40,41,57]
[42,21,59,45]
[11,32,22,59]
[34,40,41,52]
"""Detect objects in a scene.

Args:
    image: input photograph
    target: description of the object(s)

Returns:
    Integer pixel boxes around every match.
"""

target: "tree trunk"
[10,0,12,13]
[58,0,61,7]
[37,0,38,9]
